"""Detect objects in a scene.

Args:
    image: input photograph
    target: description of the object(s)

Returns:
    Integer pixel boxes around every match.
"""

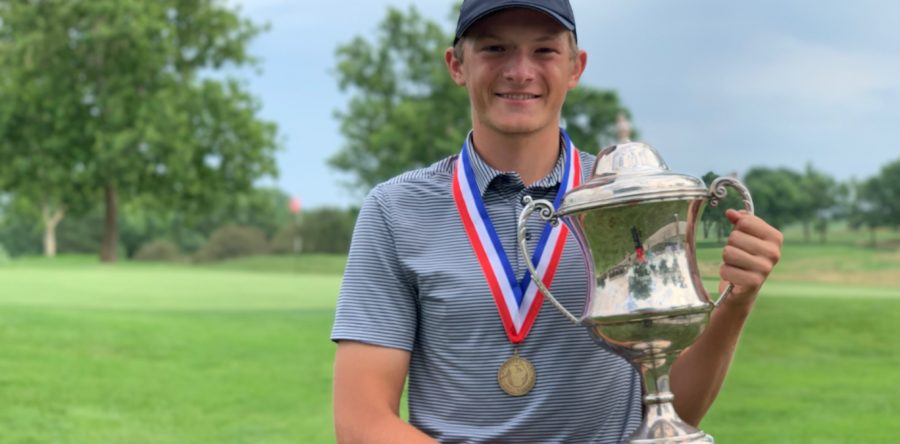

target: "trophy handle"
[707,177,755,308]
[518,196,581,325]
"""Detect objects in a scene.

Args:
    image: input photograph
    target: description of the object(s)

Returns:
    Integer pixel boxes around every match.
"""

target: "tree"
[848,157,900,246]
[0,193,42,257]
[330,5,634,194]
[699,171,742,243]
[847,178,884,246]
[798,163,838,242]
[0,1,95,257]
[743,167,805,230]
[119,187,293,258]
[867,158,900,229]
[0,0,279,262]
[297,207,359,254]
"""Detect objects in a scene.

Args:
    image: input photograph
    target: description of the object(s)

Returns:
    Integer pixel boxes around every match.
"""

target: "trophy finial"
[616,111,632,143]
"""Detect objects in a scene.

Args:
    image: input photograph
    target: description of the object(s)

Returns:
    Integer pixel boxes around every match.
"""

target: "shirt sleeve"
[330,184,418,351]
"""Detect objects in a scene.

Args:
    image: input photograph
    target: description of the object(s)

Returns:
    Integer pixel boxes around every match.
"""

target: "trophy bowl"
[518,142,753,443]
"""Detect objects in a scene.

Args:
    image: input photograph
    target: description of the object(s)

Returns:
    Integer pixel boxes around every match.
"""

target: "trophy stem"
[624,353,714,444]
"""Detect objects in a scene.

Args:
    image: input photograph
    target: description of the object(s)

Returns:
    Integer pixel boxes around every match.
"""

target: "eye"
[482,45,505,53]
[536,47,560,55]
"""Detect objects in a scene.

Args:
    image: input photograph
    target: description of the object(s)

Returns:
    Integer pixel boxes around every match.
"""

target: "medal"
[452,129,582,395]
[497,350,536,396]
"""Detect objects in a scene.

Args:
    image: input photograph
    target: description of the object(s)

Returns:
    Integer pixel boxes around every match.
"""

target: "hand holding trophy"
[518,141,753,444]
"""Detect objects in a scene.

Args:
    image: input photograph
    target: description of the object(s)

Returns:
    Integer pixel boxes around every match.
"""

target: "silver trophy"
[518,141,753,444]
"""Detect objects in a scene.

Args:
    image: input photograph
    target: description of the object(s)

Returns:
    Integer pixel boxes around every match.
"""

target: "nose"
[502,49,535,84]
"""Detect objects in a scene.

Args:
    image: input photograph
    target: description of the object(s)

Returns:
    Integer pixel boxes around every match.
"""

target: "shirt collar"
[464,131,567,196]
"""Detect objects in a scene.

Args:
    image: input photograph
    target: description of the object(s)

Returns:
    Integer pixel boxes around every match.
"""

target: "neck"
[470,126,561,186]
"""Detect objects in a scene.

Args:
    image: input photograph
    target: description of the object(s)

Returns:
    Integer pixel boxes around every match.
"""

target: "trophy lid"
[558,142,707,215]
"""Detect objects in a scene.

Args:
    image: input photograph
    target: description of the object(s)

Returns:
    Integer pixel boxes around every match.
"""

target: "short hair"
[452,31,579,64]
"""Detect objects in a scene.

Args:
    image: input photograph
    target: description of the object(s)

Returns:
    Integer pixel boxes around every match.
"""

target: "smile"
[497,93,540,100]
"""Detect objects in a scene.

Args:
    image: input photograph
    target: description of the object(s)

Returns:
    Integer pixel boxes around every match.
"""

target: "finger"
[724,208,744,224]
[726,230,782,265]
[719,264,766,291]
[722,244,775,277]
[725,210,784,245]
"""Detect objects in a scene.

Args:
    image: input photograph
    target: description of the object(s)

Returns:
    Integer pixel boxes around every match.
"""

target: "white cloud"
[707,33,900,109]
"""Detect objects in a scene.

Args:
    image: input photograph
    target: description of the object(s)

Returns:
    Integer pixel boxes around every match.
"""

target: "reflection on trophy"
[518,141,753,443]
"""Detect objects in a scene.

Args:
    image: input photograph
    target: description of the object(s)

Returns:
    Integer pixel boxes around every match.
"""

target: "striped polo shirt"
[332,133,642,443]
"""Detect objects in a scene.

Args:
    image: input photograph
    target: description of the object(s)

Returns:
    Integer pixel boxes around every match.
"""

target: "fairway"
[1,247,899,443]
[0,261,341,444]
[704,294,900,443]
[0,266,338,311]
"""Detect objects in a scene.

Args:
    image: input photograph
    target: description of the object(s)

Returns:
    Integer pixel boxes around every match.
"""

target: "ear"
[567,50,588,90]
[445,46,466,86]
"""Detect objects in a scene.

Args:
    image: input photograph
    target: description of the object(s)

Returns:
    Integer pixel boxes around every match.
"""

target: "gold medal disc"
[497,354,536,396]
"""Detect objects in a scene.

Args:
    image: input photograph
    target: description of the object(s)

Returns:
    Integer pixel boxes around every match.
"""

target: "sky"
[231,0,900,209]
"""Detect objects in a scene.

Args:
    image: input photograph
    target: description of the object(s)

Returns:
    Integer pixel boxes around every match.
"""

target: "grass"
[0,256,342,443]
[2,307,335,443]
[197,254,347,276]
[698,244,900,287]
[1,235,898,443]
[704,294,900,443]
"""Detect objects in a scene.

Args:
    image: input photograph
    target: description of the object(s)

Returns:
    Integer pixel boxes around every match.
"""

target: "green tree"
[743,167,805,230]
[798,163,838,243]
[848,158,900,246]
[330,5,634,194]
[699,171,743,243]
[119,187,293,258]
[296,207,359,254]
[0,193,42,257]
[847,178,883,246]
[0,0,279,262]
[867,158,900,229]
[0,1,95,257]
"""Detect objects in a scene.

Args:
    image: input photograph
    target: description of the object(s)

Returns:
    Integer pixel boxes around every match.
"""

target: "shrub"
[297,207,357,254]
[194,225,269,262]
[269,224,301,254]
[134,239,182,262]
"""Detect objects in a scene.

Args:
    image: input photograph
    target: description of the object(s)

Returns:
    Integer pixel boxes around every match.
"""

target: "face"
[446,8,587,139]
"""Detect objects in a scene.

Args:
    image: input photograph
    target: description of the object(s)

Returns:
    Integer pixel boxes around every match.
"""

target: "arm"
[670,209,783,426]
[333,341,438,444]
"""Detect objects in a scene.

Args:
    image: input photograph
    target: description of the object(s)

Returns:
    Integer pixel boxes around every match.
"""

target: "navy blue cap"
[454,0,577,44]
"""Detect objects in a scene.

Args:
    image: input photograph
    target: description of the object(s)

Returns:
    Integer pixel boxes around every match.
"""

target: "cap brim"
[454,2,576,44]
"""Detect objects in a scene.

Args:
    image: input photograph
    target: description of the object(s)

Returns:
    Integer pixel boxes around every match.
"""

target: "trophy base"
[627,431,713,444]
[624,401,715,444]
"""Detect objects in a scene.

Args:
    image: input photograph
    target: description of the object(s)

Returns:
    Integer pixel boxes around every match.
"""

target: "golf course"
[1,230,898,443]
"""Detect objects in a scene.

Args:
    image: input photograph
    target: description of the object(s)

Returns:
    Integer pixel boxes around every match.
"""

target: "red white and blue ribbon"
[452,129,582,344]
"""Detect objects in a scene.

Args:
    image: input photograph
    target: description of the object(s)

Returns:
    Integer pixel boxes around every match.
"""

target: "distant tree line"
[701,159,900,245]
[0,187,358,260]
[2,156,896,261]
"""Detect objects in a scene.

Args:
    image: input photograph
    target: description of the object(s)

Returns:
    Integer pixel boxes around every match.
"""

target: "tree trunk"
[100,183,118,262]
[41,204,65,257]
[702,220,711,239]
[802,221,810,243]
